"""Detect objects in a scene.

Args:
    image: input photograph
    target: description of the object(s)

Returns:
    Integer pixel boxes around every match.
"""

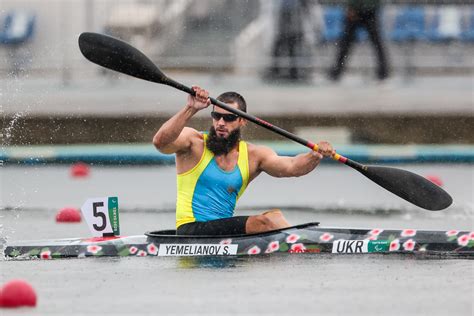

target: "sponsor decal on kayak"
[369,240,390,252]
[332,240,390,254]
[158,244,238,256]
[108,197,120,236]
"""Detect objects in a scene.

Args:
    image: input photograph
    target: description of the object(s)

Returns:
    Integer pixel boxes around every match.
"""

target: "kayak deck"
[4,223,473,259]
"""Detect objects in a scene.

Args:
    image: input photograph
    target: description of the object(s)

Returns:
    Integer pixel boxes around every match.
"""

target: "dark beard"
[206,126,241,156]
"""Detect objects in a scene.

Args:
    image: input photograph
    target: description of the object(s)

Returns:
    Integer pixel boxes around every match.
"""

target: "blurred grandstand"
[0,0,473,77]
[0,0,472,147]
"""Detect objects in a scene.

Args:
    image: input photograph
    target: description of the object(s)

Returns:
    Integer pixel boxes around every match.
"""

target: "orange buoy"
[0,280,37,308]
[71,162,90,178]
[56,207,82,223]
[425,175,443,187]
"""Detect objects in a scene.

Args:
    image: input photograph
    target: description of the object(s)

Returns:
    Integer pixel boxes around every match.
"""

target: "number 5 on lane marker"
[81,197,120,237]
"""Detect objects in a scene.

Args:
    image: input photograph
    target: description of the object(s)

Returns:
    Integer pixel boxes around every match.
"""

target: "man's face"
[211,102,245,139]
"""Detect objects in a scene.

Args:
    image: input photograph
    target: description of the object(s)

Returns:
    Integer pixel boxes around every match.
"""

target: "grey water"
[1,164,473,315]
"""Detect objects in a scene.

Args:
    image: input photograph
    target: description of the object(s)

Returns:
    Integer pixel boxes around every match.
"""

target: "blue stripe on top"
[191,158,243,222]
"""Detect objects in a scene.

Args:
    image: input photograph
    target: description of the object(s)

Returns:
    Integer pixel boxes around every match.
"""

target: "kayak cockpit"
[145,222,320,239]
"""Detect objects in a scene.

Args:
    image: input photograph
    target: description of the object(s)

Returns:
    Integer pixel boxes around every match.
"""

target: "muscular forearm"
[153,105,197,148]
[259,142,333,178]
[289,152,321,177]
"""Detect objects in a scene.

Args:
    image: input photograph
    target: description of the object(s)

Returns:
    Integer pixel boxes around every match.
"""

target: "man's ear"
[240,118,247,126]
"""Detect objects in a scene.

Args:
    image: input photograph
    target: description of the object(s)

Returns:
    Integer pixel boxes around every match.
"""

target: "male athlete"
[153,86,335,235]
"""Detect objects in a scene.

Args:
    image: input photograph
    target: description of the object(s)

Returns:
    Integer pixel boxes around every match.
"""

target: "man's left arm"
[257,141,335,178]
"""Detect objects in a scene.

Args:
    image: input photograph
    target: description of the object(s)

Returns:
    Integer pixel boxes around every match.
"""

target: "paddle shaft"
[77,32,453,210]
[163,77,361,169]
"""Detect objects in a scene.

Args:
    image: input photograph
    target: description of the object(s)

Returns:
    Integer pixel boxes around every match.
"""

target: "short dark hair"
[216,91,247,113]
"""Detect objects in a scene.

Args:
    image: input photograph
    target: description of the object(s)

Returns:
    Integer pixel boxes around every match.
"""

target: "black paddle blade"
[358,166,453,210]
[78,32,167,84]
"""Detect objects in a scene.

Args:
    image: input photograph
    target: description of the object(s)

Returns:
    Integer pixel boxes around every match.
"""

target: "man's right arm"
[153,106,199,154]
[153,86,211,154]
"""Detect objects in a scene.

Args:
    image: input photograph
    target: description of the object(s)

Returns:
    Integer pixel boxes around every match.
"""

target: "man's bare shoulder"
[175,127,203,155]
[246,142,276,159]
[245,142,280,179]
[181,127,202,138]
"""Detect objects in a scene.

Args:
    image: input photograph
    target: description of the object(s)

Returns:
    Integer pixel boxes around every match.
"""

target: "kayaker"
[153,86,335,235]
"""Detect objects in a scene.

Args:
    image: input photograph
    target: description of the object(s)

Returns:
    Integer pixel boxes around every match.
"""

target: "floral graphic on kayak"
[87,245,102,254]
[319,233,334,242]
[4,224,473,259]
[403,239,416,251]
[289,243,306,253]
[369,229,383,236]
[220,239,233,245]
[457,234,470,247]
[286,234,300,244]
[401,229,417,237]
[389,239,400,251]
[147,243,158,255]
[247,245,261,255]
[40,249,52,260]
[137,250,147,257]
[265,241,280,253]
[445,230,459,237]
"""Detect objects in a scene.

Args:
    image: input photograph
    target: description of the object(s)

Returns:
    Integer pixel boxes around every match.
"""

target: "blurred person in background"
[329,0,389,81]
[265,0,312,82]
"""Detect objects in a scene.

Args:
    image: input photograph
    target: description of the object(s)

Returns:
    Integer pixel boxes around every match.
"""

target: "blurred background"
[0,0,473,146]
[0,0,473,211]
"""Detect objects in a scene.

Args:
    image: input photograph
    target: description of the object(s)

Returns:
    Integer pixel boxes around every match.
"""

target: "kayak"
[4,222,473,259]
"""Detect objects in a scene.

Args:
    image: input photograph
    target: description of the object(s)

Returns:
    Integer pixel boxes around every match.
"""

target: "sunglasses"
[211,111,239,122]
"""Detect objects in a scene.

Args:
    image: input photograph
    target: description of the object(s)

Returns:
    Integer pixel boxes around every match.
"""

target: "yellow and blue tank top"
[176,133,249,228]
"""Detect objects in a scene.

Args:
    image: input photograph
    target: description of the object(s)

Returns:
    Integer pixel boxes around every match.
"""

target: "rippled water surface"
[1,165,473,315]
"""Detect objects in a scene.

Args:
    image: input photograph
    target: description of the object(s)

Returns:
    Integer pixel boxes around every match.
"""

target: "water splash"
[3,111,26,146]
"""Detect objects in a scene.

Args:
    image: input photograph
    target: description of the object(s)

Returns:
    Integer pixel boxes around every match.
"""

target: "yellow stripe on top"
[236,140,249,199]
[176,133,250,228]
[175,134,214,228]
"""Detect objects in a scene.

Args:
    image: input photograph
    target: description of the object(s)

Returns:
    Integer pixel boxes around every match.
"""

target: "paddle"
[78,32,453,211]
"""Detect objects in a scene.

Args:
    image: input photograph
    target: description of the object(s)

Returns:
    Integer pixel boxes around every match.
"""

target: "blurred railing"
[320,1,474,4]
[0,0,473,82]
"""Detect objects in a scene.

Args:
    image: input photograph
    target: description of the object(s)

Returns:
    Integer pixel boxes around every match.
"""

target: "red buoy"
[71,162,90,178]
[425,175,443,187]
[56,207,82,223]
[0,280,37,308]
